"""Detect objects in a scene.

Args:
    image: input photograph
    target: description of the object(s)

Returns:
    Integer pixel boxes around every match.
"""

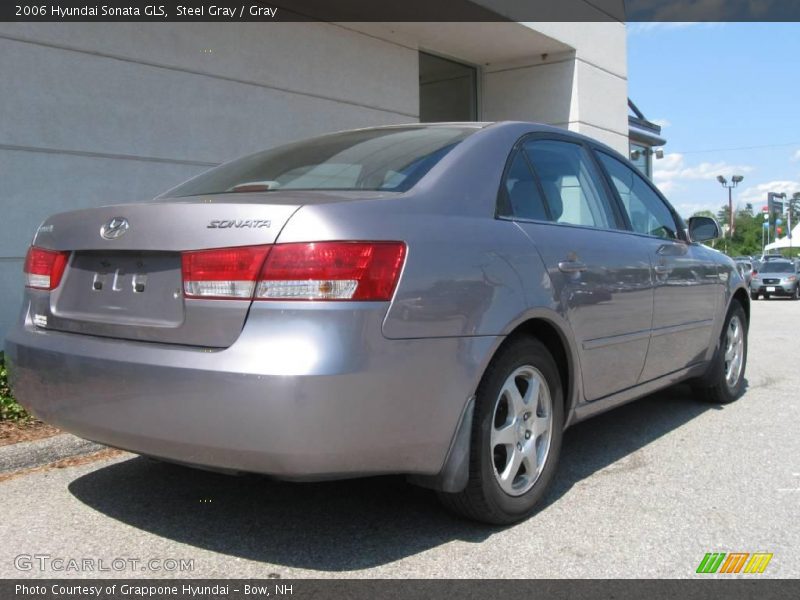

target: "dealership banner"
[2,0,800,22]
[3,580,800,599]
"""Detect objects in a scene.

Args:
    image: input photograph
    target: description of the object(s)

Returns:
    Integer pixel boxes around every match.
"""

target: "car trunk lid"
[29,196,302,347]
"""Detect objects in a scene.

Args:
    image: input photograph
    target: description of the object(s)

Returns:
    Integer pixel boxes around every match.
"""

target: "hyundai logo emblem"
[100,217,130,240]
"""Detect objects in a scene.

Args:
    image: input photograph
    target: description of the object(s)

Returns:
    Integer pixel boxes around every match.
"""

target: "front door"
[595,151,723,380]
[500,137,654,401]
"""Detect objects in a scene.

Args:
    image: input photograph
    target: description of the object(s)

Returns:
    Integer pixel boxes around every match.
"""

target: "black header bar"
[3,1,800,22]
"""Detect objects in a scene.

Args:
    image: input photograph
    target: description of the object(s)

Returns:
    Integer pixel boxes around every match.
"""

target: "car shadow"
[68,382,729,571]
[540,383,728,510]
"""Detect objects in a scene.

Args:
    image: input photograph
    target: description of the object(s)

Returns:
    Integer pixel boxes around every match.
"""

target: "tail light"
[182,246,272,299]
[256,241,406,301]
[24,247,70,290]
[181,242,406,301]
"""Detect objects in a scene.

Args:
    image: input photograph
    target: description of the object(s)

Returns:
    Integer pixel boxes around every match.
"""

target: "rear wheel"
[692,302,747,404]
[438,337,564,525]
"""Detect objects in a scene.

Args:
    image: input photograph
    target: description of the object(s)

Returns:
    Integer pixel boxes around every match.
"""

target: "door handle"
[654,264,670,275]
[657,242,688,256]
[558,260,588,273]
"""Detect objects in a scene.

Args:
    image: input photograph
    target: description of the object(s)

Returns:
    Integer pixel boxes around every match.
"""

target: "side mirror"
[687,216,721,242]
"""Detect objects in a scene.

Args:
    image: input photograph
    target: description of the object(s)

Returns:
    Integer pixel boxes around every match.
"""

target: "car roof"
[761,260,793,268]
[342,121,622,149]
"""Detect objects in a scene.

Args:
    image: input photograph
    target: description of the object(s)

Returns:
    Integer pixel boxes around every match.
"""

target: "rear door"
[501,135,654,402]
[594,150,723,380]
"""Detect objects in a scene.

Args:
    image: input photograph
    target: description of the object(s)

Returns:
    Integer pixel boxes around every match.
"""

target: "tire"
[793,286,799,300]
[692,302,747,404]
[750,292,758,301]
[438,336,564,525]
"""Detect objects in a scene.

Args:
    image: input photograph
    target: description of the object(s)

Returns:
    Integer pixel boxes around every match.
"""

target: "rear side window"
[522,140,615,230]
[498,150,551,221]
[597,152,679,240]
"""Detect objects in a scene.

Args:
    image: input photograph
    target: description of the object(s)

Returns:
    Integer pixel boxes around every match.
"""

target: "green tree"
[788,193,800,230]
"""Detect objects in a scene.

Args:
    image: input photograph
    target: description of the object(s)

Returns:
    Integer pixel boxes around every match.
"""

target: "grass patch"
[0,352,31,422]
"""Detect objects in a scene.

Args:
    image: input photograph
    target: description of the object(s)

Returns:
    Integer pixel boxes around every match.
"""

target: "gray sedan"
[5,123,749,524]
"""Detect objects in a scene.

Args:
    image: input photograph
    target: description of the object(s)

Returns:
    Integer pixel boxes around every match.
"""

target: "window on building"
[419,52,477,122]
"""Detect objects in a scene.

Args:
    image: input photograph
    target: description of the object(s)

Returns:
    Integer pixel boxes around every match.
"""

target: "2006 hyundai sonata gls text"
[6,122,749,524]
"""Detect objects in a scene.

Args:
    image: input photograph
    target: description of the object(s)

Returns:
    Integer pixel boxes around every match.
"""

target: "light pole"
[717,175,744,254]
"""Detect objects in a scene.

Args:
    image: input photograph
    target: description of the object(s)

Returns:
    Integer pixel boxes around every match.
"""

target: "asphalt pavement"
[0,299,797,578]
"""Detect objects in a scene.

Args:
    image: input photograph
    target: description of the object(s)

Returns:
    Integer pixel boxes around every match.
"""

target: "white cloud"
[791,149,800,162]
[655,180,678,194]
[672,201,720,218]
[737,180,800,209]
[653,152,753,185]
[651,118,671,129]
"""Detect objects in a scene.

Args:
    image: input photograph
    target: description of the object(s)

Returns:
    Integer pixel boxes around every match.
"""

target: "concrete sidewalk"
[0,433,105,474]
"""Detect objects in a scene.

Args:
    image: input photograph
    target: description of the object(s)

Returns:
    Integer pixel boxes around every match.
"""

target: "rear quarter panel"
[273,122,562,341]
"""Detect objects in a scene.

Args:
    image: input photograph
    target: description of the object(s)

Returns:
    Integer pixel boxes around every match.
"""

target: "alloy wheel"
[724,315,745,389]
[490,365,553,496]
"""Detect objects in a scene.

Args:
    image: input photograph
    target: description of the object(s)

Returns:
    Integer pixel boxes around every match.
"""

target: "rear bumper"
[5,301,498,480]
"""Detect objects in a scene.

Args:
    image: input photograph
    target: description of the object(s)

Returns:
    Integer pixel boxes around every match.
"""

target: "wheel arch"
[409,313,580,494]
[501,317,576,422]
[731,286,750,325]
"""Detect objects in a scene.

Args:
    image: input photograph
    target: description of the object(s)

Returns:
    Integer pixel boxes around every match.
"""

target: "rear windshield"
[164,126,477,197]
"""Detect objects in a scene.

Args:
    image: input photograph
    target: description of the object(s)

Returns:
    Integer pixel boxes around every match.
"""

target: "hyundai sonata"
[6,122,749,524]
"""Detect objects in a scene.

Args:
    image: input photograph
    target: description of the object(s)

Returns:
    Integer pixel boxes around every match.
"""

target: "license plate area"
[53,251,184,327]
[766,286,776,292]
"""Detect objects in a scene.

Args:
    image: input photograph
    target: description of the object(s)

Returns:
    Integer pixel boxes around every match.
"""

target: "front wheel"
[438,337,564,525]
[750,292,758,301]
[692,302,747,404]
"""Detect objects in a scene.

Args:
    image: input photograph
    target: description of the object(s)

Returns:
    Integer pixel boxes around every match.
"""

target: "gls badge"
[207,220,272,229]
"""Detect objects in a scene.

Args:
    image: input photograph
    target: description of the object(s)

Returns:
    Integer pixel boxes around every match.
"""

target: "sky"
[627,22,800,219]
